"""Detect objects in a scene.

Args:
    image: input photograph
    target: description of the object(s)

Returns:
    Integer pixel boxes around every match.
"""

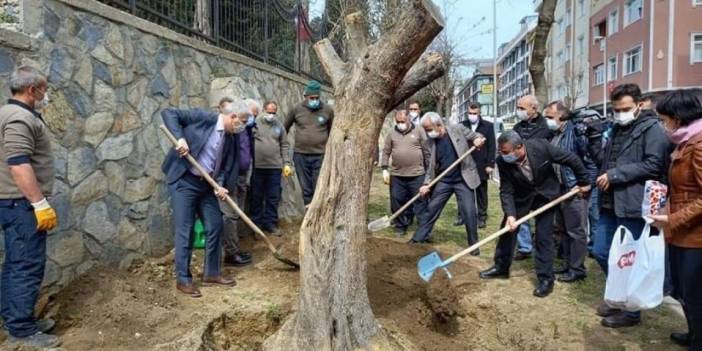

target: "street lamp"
[593,35,607,118]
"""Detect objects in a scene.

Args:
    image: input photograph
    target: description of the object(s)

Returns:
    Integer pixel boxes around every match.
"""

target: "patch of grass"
[265,303,283,324]
[0,13,17,24]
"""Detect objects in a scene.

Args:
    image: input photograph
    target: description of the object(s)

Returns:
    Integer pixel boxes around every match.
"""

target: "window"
[577,35,585,55]
[624,45,642,75]
[578,0,586,17]
[594,21,606,39]
[608,9,619,35]
[692,33,702,63]
[695,0,702,6]
[624,0,643,26]
[608,56,617,80]
[557,50,564,66]
[565,9,571,28]
[594,64,605,85]
[557,18,565,35]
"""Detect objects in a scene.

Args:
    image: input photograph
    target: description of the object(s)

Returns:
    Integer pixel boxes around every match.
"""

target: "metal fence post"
[264,1,269,64]
[128,0,136,14]
[213,0,220,45]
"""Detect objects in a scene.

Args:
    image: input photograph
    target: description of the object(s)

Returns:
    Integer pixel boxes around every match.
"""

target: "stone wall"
[0,0,322,295]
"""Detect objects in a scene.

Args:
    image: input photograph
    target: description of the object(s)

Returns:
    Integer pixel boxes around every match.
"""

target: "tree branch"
[390,52,445,110]
[313,39,348,89]
[345,12,369,60]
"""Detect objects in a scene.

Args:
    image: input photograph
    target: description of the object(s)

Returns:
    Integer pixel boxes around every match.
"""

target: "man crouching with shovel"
[161,100,250,297]
[479,131,591,297]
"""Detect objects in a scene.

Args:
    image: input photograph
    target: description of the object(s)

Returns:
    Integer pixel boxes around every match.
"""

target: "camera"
[566,109,609,140]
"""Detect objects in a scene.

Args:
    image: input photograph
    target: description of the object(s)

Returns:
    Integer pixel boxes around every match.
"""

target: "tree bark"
[263,1,445,350]
[529,0,557,108]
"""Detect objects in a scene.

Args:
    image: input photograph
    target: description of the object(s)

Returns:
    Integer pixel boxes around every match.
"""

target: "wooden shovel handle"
[388,146,477,222]
[442,188,582,267]
[159,125,279,254]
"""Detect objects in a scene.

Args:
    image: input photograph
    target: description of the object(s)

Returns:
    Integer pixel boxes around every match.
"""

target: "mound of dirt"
[424,269,464,323]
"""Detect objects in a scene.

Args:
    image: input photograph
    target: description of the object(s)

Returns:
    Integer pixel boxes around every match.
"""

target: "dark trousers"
[390,175,427,229]
[169,173,223,284]
[293,153,323,205]
[554,194,588,275]
[251,168,282,229]
[0,199,46,337]
[220,173,248,256]
[475,179,489,222]
[669,245,702,349]
[412,180,478,245]
[587,188,600,252]
[493,195,557,281]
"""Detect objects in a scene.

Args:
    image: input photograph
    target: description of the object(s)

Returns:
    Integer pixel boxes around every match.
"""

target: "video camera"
[565,109,609,140]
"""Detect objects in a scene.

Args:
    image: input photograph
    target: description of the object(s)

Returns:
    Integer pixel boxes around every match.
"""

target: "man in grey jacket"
[381,110,430,236]
[251,101,292,235]
[409,113,485,249]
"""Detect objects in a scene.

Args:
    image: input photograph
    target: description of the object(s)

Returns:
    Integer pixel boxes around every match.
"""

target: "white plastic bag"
[604,223,665,311]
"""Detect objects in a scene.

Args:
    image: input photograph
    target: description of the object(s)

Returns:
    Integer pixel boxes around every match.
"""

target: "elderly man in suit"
[479,131,591,298]
[408,112,485,251]
[161,99,250,298]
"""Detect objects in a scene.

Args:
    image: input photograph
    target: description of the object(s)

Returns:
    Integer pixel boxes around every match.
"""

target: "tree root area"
[1,223,671,350]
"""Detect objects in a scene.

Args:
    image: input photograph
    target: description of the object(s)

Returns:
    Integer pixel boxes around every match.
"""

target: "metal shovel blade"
[367,216,391,232]
[418,251,452,282]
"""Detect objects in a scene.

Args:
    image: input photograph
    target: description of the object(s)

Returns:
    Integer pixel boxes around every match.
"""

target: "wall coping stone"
[53,0,332,92]
[0,27,36,51]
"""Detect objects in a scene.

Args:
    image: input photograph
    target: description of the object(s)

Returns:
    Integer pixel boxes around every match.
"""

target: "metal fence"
[98,0,329,84]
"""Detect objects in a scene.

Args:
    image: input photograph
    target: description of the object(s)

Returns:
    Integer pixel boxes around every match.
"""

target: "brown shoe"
[176,282,202,298]
[202,275,236,286]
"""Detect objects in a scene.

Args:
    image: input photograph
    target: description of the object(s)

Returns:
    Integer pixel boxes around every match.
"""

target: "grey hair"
[222,99,250,117]
[546,100,570,119]
[519,95,539,109]
[245,98,261,112]
[10,65,46,95]
[497,130,524,147]
[420,111,443,126]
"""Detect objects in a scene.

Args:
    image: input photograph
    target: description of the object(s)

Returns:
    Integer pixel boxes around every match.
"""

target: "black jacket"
[513,113,554,141]
[461,117,496,180]
[592,110,671,218]
[497,139,590,218]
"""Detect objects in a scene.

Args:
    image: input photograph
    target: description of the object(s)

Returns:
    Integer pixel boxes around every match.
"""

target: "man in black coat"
[457,103,496,228]
[479,131,591,298]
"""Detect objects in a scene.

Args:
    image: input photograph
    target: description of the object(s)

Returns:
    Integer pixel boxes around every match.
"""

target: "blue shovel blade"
[418,251,452,282]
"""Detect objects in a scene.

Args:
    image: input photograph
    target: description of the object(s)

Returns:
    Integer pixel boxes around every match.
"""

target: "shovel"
[418,188,582,282]
[368,146,477,232]
[159,125,300,269]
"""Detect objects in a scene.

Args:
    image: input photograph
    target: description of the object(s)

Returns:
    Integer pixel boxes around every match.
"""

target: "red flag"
[296,7,313,42]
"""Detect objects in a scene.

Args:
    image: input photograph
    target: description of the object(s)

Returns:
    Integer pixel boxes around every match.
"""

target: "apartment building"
[545,0,591,109]
[454,65,499,123]
[497,15,538,120]
[588,0,702,113]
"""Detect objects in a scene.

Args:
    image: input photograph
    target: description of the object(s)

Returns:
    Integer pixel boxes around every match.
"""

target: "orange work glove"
[32,198,58,232]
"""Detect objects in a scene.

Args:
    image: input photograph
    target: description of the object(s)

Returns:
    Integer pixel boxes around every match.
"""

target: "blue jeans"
[593,209,646,318]
[250,168,282,229]
[517,223,532,253]
[0,198,46,337]
[293,153,323,205]
[587,188,600,252]
[169,173,223,284]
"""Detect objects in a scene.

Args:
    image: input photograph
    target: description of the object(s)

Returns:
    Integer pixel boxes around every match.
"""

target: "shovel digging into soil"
[160,125,300,269]
[368,146,477,232]
[418,188,582,282]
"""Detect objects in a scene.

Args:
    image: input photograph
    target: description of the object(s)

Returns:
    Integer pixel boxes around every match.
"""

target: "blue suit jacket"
[161,108,239,186]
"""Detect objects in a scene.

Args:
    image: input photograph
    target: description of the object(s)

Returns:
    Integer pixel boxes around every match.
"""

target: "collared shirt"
[190,116,225,176]
[518,152,533,182]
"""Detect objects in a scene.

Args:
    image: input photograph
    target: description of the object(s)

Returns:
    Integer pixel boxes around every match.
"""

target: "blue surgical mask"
[502,153,519,163]
[246,115,255,127]
[307,99,320,109]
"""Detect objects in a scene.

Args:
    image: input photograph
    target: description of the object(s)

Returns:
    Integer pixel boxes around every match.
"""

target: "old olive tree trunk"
[263,1,445,350]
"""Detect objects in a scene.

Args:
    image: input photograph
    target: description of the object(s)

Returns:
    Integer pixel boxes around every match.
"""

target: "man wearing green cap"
[284,80,335,205]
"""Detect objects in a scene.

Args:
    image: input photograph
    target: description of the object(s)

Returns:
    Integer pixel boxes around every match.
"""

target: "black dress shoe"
[601,313,641,328]
[533,279,554,298]
[224,253,252,267]
[557,272,586,283]
[553,265,569,274]
[469,249,480,257]
[478,219,487,229]
[238,251,252,259]
[670,332,690,347]
[407,239,421,244]
[479,266,509,279]
[514,251,532,261]
[596,302,621,317]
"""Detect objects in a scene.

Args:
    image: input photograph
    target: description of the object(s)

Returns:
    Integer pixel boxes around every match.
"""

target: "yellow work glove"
[382,169,390,185]
[32,198,58,232]
[283,165,293,177]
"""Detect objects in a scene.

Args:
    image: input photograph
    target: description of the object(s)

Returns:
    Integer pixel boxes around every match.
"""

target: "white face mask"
[233,124,246,134]
[396,122,408,131]
[614,108,638,126]
[34,92,50,111]
[264,113,276,122]
[468,114,479,124]
[427,130,440,139]
[516,110,529,121]
[546,118,559,131]
[409,111,419,119]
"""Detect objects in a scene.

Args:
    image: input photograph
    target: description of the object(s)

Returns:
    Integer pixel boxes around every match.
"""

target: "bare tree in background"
[263,0,445,349]
[529,0,557,107]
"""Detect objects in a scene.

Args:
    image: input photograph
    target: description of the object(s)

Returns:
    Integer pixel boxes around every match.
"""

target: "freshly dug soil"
[425,269,464,323]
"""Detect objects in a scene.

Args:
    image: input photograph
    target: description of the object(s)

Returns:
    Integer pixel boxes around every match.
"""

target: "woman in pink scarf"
[650,88,702,349]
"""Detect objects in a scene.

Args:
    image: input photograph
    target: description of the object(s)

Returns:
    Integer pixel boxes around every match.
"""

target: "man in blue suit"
[161,99,250,297]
